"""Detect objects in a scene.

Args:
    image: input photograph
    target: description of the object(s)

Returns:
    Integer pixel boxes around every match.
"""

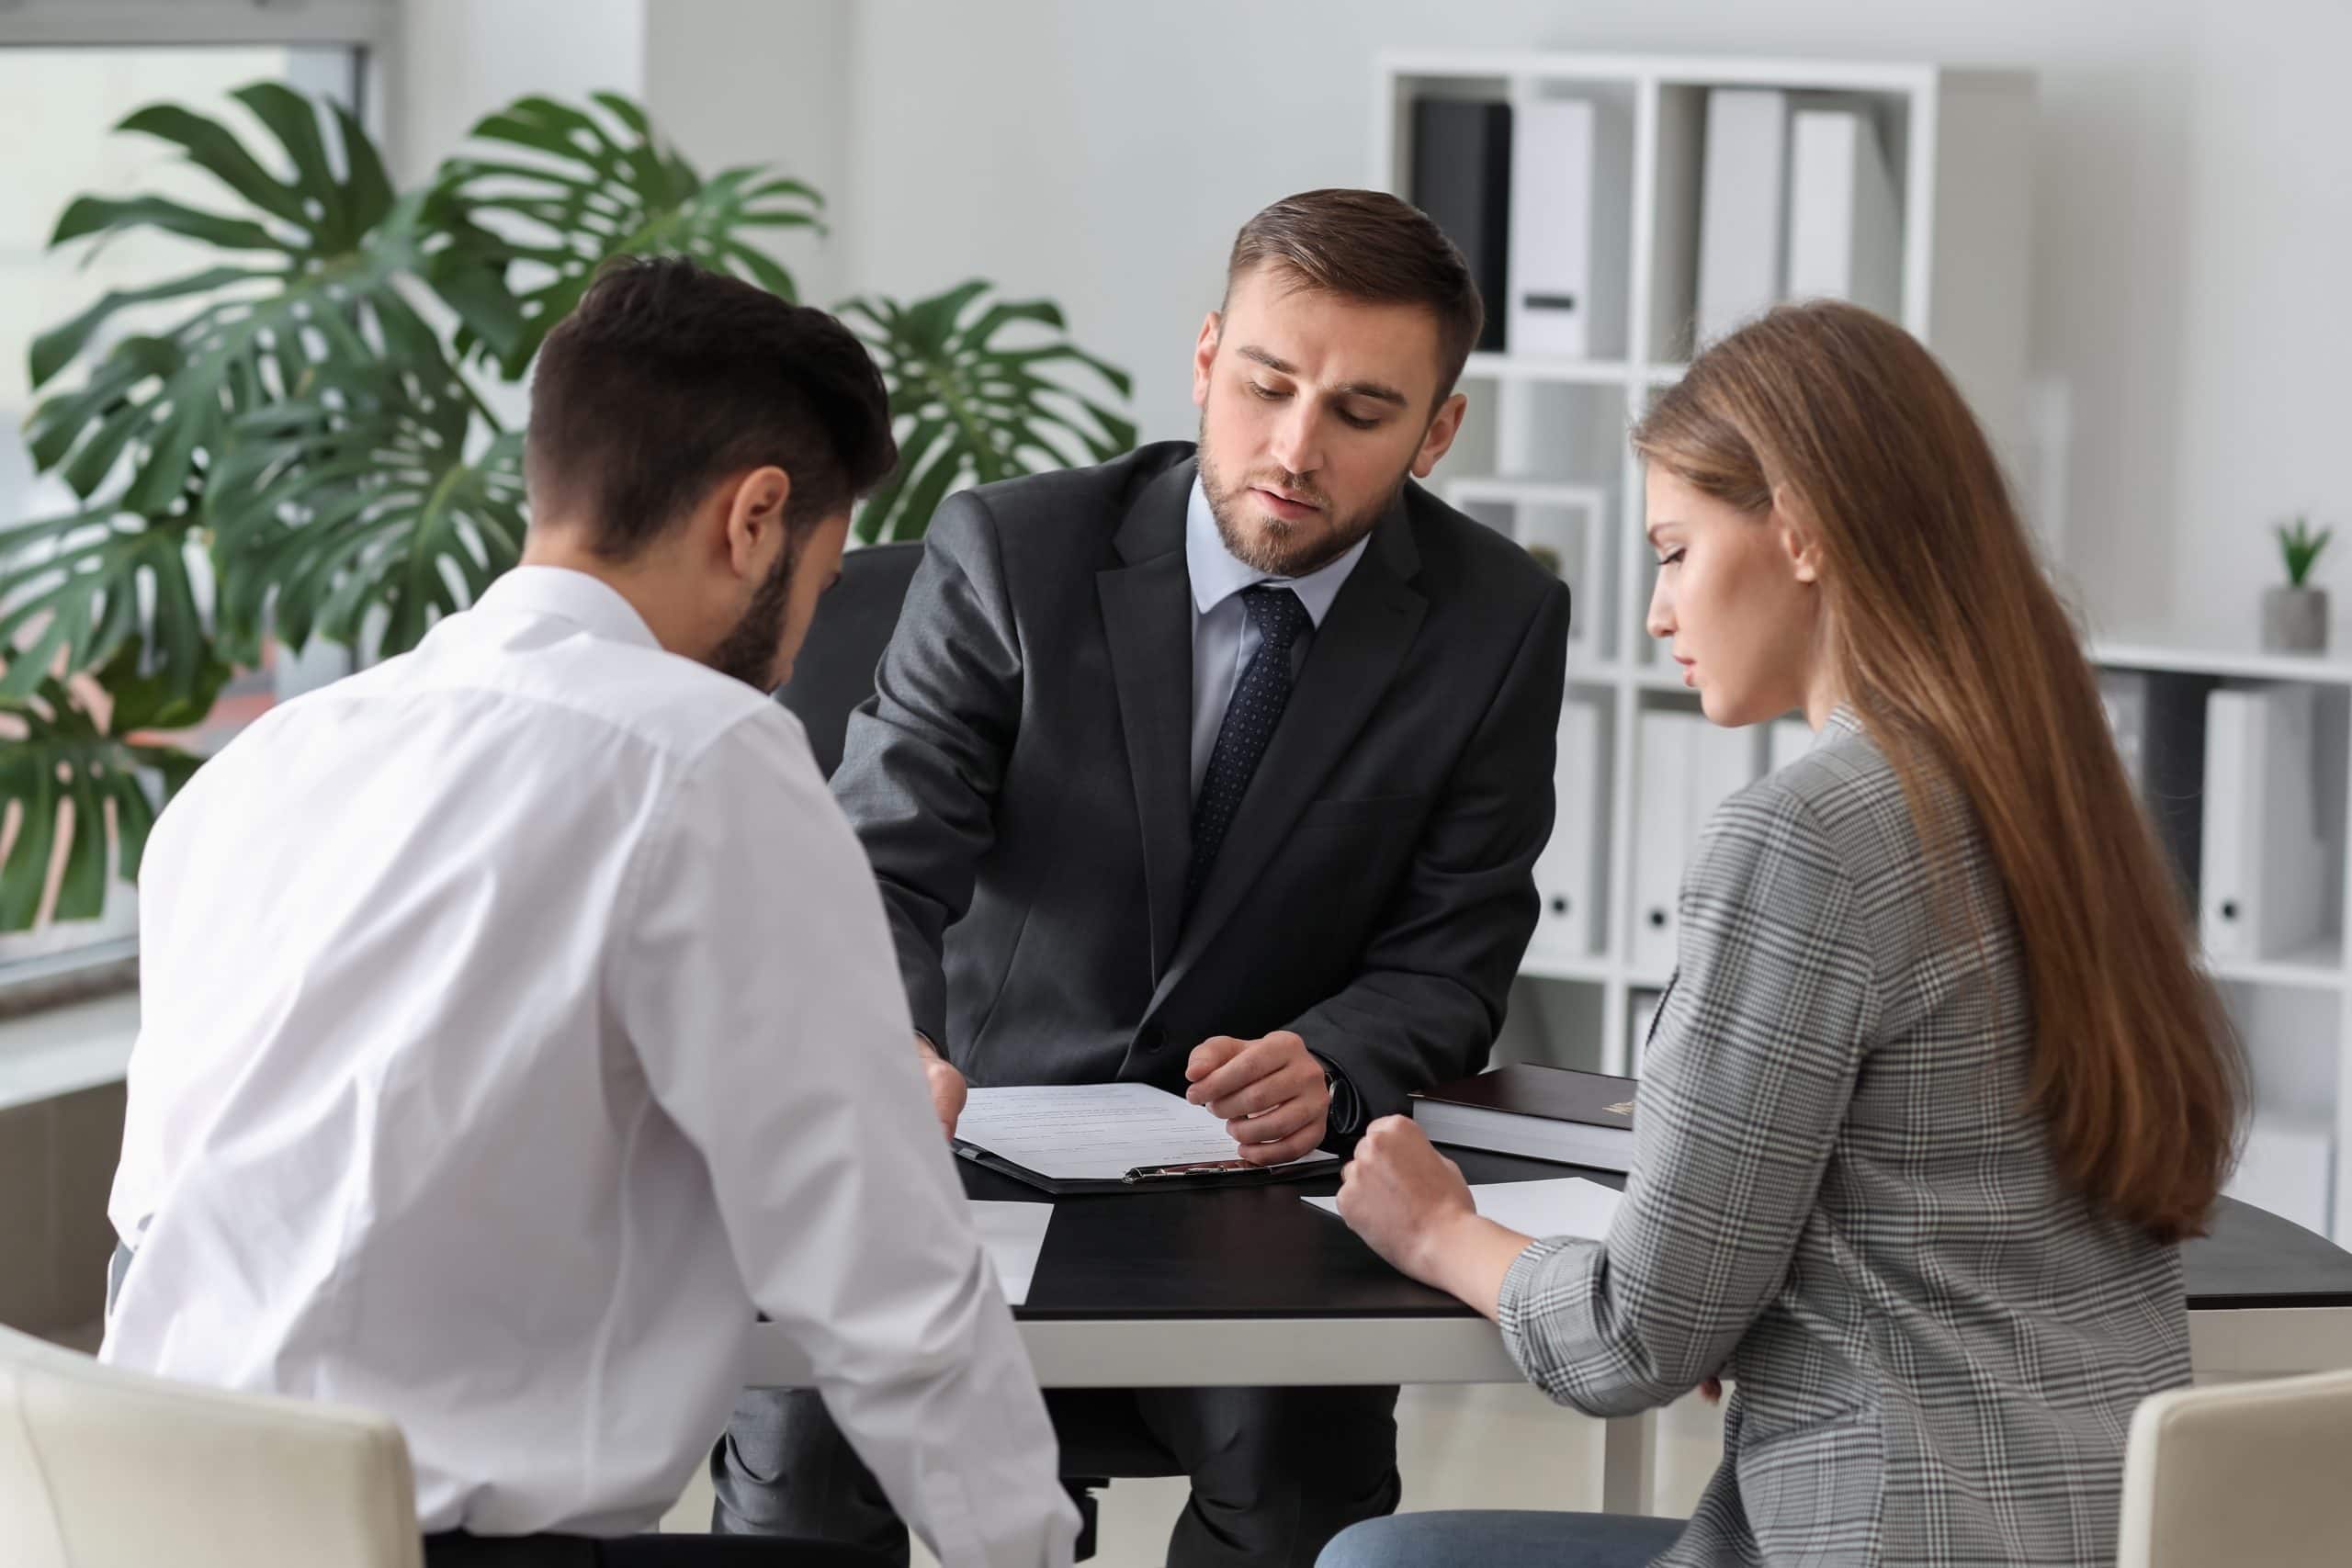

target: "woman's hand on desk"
[1338,1117,1535,1323]
[913,1033,967,1139]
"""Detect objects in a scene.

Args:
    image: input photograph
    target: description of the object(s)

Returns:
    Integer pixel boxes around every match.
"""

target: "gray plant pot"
[2262,585,2329,654]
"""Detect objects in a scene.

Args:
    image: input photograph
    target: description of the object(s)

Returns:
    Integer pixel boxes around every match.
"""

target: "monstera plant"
[0,85,1133,932]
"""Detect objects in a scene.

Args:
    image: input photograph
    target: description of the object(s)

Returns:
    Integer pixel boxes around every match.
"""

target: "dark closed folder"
[1409,1065,1637,1172]
[950,1143,1340,1198]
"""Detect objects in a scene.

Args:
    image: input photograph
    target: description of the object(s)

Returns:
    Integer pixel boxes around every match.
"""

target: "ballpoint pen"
[1122,1157,1259,1182]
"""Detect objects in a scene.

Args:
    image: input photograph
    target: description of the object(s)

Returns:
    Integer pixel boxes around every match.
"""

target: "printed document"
[956,1082,1339,1182]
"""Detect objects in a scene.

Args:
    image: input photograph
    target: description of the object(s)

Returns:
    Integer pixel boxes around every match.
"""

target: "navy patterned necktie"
[1188,585,1311,908]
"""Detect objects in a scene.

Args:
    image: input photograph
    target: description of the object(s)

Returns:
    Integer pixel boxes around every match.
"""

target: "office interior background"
[2,0,2348,1556]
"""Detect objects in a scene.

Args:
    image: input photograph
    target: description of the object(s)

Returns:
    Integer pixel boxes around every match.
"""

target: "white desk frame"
[749,1303,2352,1516]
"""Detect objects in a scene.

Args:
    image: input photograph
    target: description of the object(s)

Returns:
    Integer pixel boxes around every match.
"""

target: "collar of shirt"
[473,564,663,651]
[1184,476,1370,627]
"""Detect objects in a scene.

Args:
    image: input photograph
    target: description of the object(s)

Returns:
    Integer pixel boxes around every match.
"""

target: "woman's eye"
[1658,548,1686,568]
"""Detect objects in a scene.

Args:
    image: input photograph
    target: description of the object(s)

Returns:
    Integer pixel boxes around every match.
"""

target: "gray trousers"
[712,1384,1402,1568]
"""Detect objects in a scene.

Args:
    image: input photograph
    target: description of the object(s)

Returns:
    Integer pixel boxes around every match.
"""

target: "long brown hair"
[1633,300,2244,1244]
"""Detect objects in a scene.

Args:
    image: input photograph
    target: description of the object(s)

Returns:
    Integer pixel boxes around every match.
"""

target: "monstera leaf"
[0,504,209,703]
[207,335,527,663]
[25,82,514,516]
[437,92,822,376]
[0,647,223,932]
[842,281,1136,544]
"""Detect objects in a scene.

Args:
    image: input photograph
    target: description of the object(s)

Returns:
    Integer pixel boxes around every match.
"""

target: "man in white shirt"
[102,257,1078,1568]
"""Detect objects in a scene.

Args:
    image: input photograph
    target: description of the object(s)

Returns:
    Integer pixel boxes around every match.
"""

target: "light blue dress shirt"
[1184,477,1371,801]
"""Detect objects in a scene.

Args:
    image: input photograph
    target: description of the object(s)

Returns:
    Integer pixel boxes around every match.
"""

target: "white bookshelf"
[1379,51,2351,1245]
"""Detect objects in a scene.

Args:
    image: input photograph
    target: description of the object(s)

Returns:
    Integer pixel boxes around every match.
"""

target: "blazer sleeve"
[830,490,1024,1049]
[1495,779,1880,1416]
[1284,577,1571,1124]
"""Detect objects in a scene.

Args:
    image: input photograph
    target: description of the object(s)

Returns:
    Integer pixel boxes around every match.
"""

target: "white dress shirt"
[1185,477,1369,800]
[103,566,1076,1566]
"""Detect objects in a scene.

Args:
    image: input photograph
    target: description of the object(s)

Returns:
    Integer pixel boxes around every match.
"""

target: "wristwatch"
[1312,1052,1360,1135]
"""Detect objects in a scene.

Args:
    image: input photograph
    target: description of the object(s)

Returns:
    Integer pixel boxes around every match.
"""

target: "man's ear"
[723,466,792,579]
[1192,310,1222,409]
[1770,484,1824,584]
[1410,391,1469,479]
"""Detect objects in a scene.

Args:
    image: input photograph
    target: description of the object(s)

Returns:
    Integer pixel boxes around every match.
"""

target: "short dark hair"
[1223,188,1485,402]
[526,256,898,558]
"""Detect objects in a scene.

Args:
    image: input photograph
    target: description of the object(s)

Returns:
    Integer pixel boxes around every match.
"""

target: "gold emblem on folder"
[1606,1100,1635,1117]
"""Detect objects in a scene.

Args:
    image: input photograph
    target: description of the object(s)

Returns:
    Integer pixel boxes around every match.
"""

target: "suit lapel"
[1148,488,1429,1016]
[1097,459,1198,981]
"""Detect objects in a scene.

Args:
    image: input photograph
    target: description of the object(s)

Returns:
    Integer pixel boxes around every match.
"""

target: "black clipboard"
[952,1141,1339,1196]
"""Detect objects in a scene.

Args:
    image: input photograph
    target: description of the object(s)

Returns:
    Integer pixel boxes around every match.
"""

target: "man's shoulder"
[319,611,810,777]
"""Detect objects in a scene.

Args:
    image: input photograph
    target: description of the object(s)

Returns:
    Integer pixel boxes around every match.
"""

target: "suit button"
[1136,1023,1165,1054]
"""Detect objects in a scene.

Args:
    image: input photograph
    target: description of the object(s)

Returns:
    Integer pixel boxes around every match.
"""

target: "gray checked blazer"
[1498,708,2190,1566]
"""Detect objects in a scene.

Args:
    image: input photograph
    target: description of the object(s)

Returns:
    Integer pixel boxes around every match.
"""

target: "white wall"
[824,0,2352,640]
[389,0,2352,641]
[395,0,647,184]
[642,1,850,309]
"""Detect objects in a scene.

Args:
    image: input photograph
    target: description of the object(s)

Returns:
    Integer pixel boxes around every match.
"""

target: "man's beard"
[1198,417,1408,579]
[705,533,800,690]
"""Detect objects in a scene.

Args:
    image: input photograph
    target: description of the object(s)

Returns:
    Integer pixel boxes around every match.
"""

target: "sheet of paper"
[955,1081,1339,1182]
[1306,1177,1623,1242]
[970,1200,1051,1306]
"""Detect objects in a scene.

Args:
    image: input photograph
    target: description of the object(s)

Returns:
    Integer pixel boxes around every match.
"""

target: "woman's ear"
[1770,484,1825,585]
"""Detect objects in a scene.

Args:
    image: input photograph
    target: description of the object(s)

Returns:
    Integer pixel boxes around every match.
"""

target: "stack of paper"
[1306,1176,1623,1243]
[970,1200,1051,1305]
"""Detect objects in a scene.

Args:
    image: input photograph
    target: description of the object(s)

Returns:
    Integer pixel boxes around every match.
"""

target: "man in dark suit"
[714,188,1572,1568]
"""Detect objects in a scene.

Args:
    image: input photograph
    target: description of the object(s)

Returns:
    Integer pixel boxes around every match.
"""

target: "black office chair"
[774,537,1181,1560]
[774,540,925,777]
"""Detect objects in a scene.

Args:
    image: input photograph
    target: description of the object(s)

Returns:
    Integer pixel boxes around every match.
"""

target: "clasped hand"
[1184,1029,1329,1166]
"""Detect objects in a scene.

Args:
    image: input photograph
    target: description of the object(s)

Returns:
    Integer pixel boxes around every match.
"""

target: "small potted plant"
[2265,515,2334,654]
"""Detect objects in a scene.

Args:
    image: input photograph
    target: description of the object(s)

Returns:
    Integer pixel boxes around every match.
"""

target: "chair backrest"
[775,540,925,780]
[2116,1369,2352,1568]
[0,1322,422,1568]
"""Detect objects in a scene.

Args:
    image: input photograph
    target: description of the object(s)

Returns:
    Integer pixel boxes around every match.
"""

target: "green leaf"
[234,81,351,245]
[50,194,280,254]
[846,280,1136,542]
[438,91,820,372]
[96,637,233,735]
[30,85,500,525]
[0,673,201,932]
[117,101,311,226]
[28,265,267,391]
[207,352,527,661]
[0,506,208,704]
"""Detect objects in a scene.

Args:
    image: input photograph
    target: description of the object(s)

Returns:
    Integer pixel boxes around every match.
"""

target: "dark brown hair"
[1634,300,2245,1245]
[1224,188,1484,402]
[526,256,897,559]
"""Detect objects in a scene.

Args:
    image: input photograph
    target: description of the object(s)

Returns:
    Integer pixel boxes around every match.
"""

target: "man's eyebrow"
[1236,345,1409,408]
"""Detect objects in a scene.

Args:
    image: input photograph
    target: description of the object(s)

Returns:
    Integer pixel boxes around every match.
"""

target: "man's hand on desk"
[1184,1029,1329,1166]
[914,1033,967,1139]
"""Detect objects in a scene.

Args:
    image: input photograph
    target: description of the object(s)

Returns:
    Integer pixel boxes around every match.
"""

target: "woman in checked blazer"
[1321,301,2246,1568]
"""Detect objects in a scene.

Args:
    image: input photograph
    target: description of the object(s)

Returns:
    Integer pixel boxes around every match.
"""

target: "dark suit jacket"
[832,441,1571,1122]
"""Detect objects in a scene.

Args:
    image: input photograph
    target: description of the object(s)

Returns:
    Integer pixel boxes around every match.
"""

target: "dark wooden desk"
[748,1152,2352,1511]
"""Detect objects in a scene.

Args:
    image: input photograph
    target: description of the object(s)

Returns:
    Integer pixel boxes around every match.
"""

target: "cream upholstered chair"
[0,1321,422,1568]
[2116,1369,2352,1567]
